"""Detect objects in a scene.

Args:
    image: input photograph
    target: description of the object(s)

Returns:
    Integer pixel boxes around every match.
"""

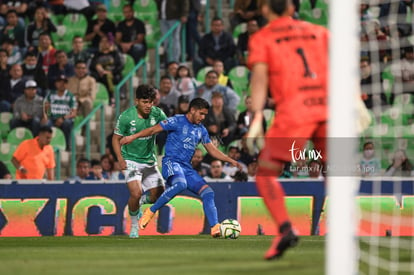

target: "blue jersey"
[160,115,211,167]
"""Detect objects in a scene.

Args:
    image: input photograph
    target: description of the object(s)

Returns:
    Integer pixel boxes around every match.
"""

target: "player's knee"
[171,176,187,192]
[200,186,215,202]
[129,188,143,200]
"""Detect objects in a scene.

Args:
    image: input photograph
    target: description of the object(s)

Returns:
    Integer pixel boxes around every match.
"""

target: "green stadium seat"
[0,112,13,139]
[122,54,135,77]
[382,66,395,104]
[393,93,413,106]
[145,22,161,49]
[228,65,250,96]
[232,23,246,43]
[299,0,329,27]
[94,83,110,107]
[62,13,88,37]
[0,143,16,162]
[134,0,158,23]
[51,127,67,152]
[107,0,129,23]
[196,66,213,83]
[51,25,75,52]
[6,127,33,146]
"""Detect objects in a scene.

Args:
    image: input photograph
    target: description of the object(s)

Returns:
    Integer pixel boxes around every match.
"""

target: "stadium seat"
[6,127,33,146]
[232,23,246,43]
[381,66,395,104]
[298,0,329,27]
[145,22,161,49]
[228,65,250,95]
[107,0,129,23]
[0,112,13,139]
[134,0,158,23]
[380,106,403,126]
[196,66,213,83]
[122,54,135,77]
[51,127,67,152]
[394,93,414,106]
[51,25,75,52]
[0,143,16,161]
[62,13,88,37]
[93,83,110,107]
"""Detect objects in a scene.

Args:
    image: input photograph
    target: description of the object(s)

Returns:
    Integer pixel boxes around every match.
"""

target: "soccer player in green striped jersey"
[112,84,167,238]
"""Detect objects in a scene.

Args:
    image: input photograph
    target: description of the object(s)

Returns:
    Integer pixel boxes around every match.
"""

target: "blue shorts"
[162,159,207,194]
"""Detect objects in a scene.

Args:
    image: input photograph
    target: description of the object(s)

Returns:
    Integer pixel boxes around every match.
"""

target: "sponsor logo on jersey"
[130,120,136,126]
[150,117,156,125]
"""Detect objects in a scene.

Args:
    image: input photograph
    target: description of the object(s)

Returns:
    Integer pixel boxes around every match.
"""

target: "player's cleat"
[139,208,155,229]
[210,223,221,238]
[129,209,142,238]
[264,229,299,260]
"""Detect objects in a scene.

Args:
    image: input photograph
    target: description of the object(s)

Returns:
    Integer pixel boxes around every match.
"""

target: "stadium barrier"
[0,180,412,237]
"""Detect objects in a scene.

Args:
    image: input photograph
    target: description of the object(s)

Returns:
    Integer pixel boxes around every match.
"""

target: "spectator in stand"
[22,51,48,96]
[384,149,414,177]
[204,159,232,182]
[191,148,210,177]
[47,50,75,89]
[24,6,56,52]
[0,10,25,48]
[89,34,124,103]
[153,87,171,117]
[359,141,381,177]
[100,154,124,180]
[36,32,56,74]
[230,0,266,30]
[48,0,66,16]
[175,64,197,98]
[0,161,11,179]
[360,57,389,108]
[195,70,240,112]
[212,60,233,88]
[0,63,26,111]
[400,46,414,87]
[175,95,190,114]
[166,61,179,80]
[63,0,95,22]
[236,95,267,139]
[194,17,237,74]
[10,80,46,136]
[2,38,21,65]
[236,18,260,66]
[44,75,77,150]
[0,49,10,79]
[202,92,237,146]
[186,0,201,61]
[11,125,55,180]
[202,135,221,165]
[67,60,97,118]
[86,159,108,180]
[67,36,92,67]
[72,157,90,181]
[238,136,258,166]
[308,159,324,179]
[159,75,179,115]
[85,4,116,54]
[246,157,257,181]
[222,145,247,177]
[115,4,147,63]
[155,0,189,62]
[0,0,28,26]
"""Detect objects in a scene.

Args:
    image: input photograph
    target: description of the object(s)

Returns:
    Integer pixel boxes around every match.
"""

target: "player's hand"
[118,158,127,170]
[245,114,264,155]
[232,161,243,171]
[120,135,134,145]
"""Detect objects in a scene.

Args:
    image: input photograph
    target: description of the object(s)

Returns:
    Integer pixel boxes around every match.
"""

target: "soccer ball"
[220,219,241,239]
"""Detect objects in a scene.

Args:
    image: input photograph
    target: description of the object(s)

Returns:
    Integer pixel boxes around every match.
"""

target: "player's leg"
[125,175,144,238]
[186,170,220,238]
[139,161,187,229]
[139,165,165,205]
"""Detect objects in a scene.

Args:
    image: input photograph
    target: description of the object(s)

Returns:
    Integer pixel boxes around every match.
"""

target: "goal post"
[327,0,360,274]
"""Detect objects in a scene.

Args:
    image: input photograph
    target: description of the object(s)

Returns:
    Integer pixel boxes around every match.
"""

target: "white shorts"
[124,160,164,192]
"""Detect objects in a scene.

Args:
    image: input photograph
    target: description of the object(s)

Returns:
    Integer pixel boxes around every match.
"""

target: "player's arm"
[119,124,164,145]
[249,62,269,128]
[46,168,55,180]
[112,133,127,170]
[203,142,243,170]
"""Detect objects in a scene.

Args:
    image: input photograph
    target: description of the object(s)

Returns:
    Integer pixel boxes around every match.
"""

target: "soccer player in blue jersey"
[120,98,242,237]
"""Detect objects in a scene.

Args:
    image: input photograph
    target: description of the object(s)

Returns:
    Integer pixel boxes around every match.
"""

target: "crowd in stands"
[1,0,414,180]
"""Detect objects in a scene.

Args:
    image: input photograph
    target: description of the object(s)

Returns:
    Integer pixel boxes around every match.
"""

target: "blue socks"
[200,187,218,227]
[150,175,187,213]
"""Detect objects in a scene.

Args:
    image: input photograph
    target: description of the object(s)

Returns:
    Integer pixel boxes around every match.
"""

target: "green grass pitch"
[0,235,325,275]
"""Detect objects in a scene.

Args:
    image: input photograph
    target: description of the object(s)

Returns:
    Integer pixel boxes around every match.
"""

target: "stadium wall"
[0,181,413,237]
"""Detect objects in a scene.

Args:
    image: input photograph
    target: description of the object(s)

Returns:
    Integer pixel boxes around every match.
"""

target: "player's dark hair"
[39,125,53,134]
[135,84,156,100]
[189,98,210,110]
[267,0,290,15]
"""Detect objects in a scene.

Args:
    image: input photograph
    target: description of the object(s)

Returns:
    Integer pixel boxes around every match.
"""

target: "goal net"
[328,0,414,274]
